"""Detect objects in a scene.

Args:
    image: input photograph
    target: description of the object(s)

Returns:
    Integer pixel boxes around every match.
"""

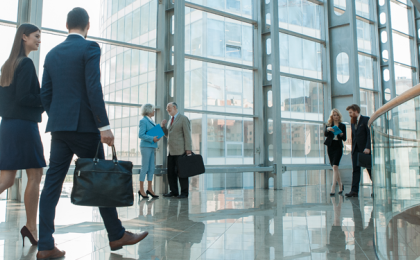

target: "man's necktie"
[170,117,174,126]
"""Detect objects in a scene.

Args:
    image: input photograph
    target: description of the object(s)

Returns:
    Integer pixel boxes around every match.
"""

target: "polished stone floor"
[0,184,378,260]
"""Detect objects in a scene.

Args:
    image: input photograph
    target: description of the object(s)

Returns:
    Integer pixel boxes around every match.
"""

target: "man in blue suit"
[37,8,148,259]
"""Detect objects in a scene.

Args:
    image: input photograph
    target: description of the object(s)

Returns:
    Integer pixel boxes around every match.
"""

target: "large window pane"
[391,2,409,34]
[393,33,411,65]
[359,55,374,90]
[357,20,372,54]
[279,33,322,80]
[355,0,369,19]
[42,0,157,47]
[395,64,412,96]
[360,90,375,117]
[278,0,322,39]
[185,59,254,115]
[280,77,323,121]
[188,0,253,18]
[185,8,253,66]
[185,113,254,165]
[287,121,324,164]
[0,0,18,22]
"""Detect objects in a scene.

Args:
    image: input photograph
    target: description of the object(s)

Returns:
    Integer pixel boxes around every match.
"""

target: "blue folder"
[332,125,342,136]
[146,125,165,139]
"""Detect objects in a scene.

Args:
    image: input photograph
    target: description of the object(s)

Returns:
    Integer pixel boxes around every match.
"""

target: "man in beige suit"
[160,102,192,198]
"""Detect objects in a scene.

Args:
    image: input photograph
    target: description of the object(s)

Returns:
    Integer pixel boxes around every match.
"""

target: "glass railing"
[369,85,420,259]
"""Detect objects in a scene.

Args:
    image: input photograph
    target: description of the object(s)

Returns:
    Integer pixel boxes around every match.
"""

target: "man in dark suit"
[345,104,372,198]
[37,8,147,259]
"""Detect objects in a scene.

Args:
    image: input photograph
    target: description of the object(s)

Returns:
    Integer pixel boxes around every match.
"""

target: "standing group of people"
[325,104,373,198]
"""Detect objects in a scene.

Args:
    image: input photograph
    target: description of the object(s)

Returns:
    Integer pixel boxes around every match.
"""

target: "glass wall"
[278,0,325,165]
[184,4,255,166]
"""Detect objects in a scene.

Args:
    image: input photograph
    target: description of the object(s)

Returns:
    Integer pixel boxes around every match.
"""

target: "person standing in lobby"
[0,24,44,247]
[345,104,372,198]
[161,102,192,199]
[37,8,148,259]
[324,108,347,196]
[138,103,160,199]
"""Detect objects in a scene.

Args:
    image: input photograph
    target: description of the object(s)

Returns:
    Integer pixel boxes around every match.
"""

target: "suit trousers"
[167,154,189,196]
[351,151,372,193]
[38,132,125,251]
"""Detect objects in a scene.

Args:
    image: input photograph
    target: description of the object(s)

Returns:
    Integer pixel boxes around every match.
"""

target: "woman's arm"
[139,119,155,143]
[324,125,333,137]
[338,123,347,141]
[16,58,43,108]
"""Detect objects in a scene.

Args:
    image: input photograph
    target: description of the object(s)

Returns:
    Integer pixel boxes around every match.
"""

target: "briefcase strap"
[94,142,118,164]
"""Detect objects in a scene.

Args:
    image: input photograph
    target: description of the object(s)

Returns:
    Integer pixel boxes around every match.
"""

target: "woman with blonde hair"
[324,108,347,196]
[0,23,44,246]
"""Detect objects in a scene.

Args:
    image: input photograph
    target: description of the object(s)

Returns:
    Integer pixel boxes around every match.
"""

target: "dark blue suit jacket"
[41,35,109,133]
[351,115,371,154]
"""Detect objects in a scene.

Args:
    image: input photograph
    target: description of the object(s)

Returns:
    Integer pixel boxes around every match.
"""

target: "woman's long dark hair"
[0,23,40,87]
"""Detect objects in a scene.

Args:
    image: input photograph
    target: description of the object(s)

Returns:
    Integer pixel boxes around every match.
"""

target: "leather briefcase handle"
[94,142,118,164]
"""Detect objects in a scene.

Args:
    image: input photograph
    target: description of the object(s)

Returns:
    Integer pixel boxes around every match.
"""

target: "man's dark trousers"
[38,132,125,251]
[167,154,189,196]
[351,146,372,193]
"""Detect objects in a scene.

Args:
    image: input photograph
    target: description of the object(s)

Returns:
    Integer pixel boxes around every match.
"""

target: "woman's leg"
[0,170,17,194]
[331,166,338,193]
[139,148,148,196]
[335,166,343,192]
[147,149,156,195]
[24,168,43,240]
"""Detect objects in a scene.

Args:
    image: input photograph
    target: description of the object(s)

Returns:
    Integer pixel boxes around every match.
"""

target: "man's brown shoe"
[109,231,148,251]
[36,246,65,259]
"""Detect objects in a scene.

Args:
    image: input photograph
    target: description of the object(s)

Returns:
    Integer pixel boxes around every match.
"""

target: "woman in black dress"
[0,24,44,246]
[325,108,346,196]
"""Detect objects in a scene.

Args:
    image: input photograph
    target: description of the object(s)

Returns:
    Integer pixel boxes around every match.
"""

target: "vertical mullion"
[268,0,283,189]
[174,0,185,112]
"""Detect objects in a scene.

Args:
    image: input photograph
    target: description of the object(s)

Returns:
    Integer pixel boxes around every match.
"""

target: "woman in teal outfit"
[138,103,161,198]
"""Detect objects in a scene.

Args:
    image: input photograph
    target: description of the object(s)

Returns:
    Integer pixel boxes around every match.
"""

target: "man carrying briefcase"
[160,102,193,199]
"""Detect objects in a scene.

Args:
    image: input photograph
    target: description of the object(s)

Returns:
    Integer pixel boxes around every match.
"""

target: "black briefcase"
[357,153,372,169]
[177,152,205,178]
[71,143,134,207]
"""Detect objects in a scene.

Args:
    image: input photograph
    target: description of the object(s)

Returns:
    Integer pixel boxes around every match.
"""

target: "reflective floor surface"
[0,184,378,260]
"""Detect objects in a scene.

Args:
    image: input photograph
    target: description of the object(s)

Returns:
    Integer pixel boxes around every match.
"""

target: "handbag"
[71,143,134,207]
[177,152,205,178]
[357,152,372,169]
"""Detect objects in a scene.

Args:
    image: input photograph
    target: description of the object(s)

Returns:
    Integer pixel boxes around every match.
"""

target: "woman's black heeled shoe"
[138,191,149,198]
[330,193,335,196]
[146,190,159,198]
[21,226,37,246]
[338,185,344,194]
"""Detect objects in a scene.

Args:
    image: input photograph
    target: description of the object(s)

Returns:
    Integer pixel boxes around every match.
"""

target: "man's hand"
[153,136,160,143]
[100,129,114,146]
[161,119,167,127]
[186,150,192,156]
[363,148,370,154]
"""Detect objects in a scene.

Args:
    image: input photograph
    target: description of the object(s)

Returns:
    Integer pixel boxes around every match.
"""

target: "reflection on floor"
[0,185,378,260]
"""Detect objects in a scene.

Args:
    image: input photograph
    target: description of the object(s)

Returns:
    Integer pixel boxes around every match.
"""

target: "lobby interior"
[1,0,420,259]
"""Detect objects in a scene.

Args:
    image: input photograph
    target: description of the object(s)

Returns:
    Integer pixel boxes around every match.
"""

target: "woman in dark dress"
[0,24,44,246]
[325,108,346,196]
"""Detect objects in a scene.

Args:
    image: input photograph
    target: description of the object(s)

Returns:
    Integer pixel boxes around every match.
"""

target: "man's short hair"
[346,104,361,113]
[67,8,89,30]
[170,102,178,109]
